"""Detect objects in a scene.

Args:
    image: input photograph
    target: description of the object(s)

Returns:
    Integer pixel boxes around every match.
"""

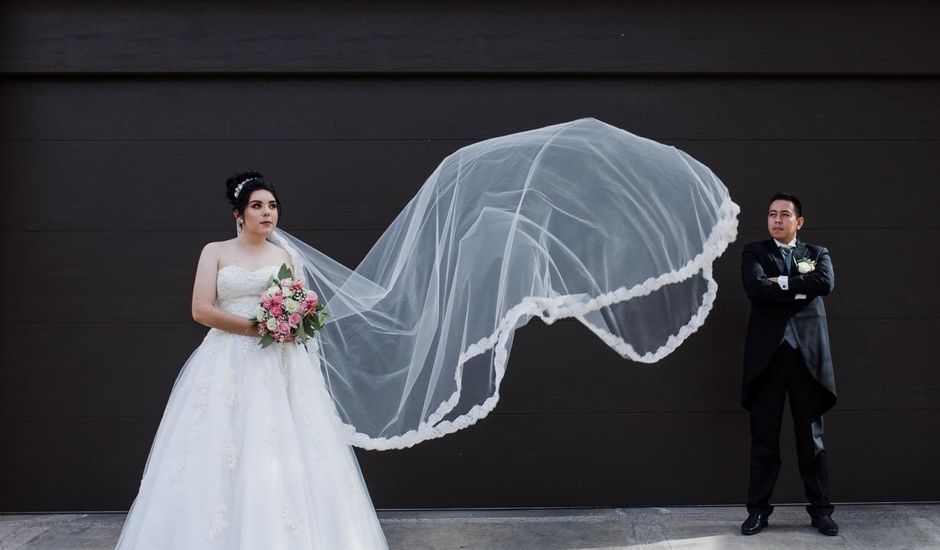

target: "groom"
[740,193,838,536]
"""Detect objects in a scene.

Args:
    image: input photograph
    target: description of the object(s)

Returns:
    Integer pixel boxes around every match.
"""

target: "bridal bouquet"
[251,264,327,348]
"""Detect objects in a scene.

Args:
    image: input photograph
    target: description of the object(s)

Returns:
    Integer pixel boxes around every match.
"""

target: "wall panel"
[1,2,937,511]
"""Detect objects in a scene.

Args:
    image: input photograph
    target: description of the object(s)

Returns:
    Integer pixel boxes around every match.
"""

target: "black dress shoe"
[741,512,769,535]
[811,514,839,536]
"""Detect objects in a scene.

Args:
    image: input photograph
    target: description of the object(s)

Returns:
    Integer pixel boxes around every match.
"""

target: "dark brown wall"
[1,1,938,511]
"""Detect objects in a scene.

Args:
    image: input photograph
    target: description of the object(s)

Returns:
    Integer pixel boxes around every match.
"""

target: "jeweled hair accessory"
[233,177,260,199]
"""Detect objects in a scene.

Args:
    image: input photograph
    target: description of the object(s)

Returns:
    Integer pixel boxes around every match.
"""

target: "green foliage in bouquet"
[252,264,328,348]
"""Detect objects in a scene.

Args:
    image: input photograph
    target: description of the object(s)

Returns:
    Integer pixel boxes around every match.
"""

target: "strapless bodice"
[216,264,280,318]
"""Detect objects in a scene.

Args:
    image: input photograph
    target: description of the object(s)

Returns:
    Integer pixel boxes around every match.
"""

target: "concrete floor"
[1,504,939,549]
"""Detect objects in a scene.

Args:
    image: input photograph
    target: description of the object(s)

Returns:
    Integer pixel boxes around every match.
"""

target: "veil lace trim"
[270,118,739,450]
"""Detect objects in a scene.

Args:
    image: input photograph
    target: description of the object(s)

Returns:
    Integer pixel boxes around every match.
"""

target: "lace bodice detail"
[216,265,280,318]
[120,262,386,550]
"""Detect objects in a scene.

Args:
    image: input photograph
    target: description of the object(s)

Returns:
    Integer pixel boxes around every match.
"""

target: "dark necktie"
[780,246,792,275]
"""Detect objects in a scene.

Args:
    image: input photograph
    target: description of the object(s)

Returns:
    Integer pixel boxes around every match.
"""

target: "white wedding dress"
[115,264,388,550]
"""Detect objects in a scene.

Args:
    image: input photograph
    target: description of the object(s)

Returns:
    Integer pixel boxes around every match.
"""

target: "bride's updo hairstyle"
[225,171,282,216]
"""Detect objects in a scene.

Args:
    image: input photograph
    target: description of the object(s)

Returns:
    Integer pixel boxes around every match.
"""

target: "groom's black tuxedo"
[741,238,837,517]
[742,239,836,413]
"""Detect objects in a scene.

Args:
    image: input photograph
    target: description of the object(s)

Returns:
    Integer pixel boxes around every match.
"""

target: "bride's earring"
[236,218,243,236]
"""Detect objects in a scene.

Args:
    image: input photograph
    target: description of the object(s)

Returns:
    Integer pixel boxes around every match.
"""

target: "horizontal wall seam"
[3,409,938,419]
[4,138,940,143]
[3,72,940,80]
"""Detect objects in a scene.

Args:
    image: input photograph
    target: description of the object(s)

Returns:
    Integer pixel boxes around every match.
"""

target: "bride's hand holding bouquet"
[251,264,327,348]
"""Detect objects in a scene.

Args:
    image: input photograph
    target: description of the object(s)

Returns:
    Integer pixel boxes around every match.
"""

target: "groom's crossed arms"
[741,243,834,303]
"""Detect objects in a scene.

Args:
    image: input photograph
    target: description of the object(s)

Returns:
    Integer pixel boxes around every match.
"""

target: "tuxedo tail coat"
[741,239,837,414]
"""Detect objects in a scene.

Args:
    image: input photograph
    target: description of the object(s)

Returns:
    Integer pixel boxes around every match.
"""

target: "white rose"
[265,318,278,331]
[255,308,266,320]
[284,298,300,313]
[267,285,279,296]
[797,261,815,274]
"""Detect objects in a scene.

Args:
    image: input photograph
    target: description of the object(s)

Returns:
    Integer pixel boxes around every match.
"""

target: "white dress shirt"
[774,237,806,299]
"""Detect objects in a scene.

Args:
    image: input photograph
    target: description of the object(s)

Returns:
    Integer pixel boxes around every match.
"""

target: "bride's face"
[238,189,279,236]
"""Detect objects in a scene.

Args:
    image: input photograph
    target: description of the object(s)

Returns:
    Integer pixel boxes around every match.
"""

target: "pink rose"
[288,313,301,326]
[262,297,272,308]
[272,294,284,305]
[291,280,303,290]
[270,306,283,317]
[309,291,318,302]
[280,278,291,286]
[277,322,290,334]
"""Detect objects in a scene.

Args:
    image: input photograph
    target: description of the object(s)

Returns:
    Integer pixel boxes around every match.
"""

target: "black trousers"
[746,344,833,517]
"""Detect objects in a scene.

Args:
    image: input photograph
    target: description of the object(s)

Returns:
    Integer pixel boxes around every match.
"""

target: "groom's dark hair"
[769,192,802,217]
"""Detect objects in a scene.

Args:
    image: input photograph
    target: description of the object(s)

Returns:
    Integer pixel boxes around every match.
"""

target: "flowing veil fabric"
[271,118,739,450]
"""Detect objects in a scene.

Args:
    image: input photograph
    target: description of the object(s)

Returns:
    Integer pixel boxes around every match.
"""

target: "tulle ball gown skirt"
[115,330,388,549]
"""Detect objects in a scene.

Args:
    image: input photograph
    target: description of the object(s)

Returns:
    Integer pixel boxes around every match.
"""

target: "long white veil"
[270,118,739,450]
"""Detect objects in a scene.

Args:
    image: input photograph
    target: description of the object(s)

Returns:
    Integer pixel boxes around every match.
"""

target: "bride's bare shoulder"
[206,238,240,248]
[199,239,237,261]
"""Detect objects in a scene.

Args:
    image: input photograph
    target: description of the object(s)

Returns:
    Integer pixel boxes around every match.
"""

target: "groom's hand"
[742,245,800,303]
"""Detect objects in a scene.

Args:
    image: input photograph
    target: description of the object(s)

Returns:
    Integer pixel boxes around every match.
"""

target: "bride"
[115,172,388,549]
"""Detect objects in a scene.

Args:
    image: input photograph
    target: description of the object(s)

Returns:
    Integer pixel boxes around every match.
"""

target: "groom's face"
[767,199,804,243]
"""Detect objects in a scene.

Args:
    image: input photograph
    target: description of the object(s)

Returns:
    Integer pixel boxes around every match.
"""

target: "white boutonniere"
[795,258,816,274]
